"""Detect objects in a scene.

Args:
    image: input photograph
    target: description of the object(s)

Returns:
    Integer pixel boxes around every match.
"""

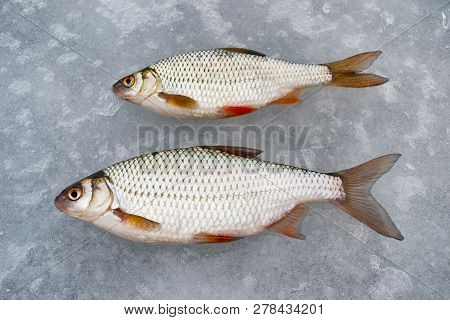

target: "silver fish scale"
[103,147,344,242]
[151,49,332,110]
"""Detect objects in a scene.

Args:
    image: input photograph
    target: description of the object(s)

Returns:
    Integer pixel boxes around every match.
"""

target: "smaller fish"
[55,147,403,244]
[113,48,388,119]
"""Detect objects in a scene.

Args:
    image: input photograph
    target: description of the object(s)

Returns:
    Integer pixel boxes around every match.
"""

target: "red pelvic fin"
[220,105,258,117]
[193,233,242,243]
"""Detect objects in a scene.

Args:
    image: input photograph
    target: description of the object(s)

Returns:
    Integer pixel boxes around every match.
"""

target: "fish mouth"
[112,81,143,102]
[112,81,125,98]
[54,193,69,214]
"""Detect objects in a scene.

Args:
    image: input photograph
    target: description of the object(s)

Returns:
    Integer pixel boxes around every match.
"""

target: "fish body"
[102,147,343,242]
[55,147,403,243]
[113,48,387,119]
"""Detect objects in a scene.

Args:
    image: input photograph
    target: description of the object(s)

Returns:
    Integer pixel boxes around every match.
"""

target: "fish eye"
[122,76,135,88]
[67,188,82,201]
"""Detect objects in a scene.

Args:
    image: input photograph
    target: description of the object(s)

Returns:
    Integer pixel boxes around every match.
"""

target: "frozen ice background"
[0,0,449,299]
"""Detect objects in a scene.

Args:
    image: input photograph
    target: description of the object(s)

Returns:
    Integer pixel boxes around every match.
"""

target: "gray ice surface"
[0,0,449,299]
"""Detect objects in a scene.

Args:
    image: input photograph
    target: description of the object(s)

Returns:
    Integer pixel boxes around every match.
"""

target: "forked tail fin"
[330,154,404,240]
[325,51,388,88]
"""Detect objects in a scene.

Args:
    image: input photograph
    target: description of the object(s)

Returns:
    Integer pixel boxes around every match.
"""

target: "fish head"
[113,68,160,104]
[55,174,114,222]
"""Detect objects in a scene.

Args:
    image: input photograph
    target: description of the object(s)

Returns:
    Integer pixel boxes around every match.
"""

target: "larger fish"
[113,48,387,119]
[55,146,403,243]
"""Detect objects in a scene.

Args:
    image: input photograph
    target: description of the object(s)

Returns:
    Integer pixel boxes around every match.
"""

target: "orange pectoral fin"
[268,88,304,106]
[158,92,197,109]
[267,203,309,239]
[113,209,160,231]
[220,105,259,117]
[193,233,242,243]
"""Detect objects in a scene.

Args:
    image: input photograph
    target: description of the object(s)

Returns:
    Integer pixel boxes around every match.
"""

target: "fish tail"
[325,51,388,88]
[330,154,404,240]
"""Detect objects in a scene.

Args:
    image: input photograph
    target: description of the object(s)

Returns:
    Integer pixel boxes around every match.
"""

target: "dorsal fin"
[267,203,309,239]
[220,47,266,57]
[200,146,262,159]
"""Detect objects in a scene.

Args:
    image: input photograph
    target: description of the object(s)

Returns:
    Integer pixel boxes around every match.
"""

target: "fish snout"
[54,192,70,214]
[112,81,126,98]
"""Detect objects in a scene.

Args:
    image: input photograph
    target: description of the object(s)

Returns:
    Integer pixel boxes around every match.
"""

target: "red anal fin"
[113,209,160,231]
[200,146,262,159]
[268,88,304,106]
[267,203,309,239]
[194,233,242,243]
[220,105,258,117]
